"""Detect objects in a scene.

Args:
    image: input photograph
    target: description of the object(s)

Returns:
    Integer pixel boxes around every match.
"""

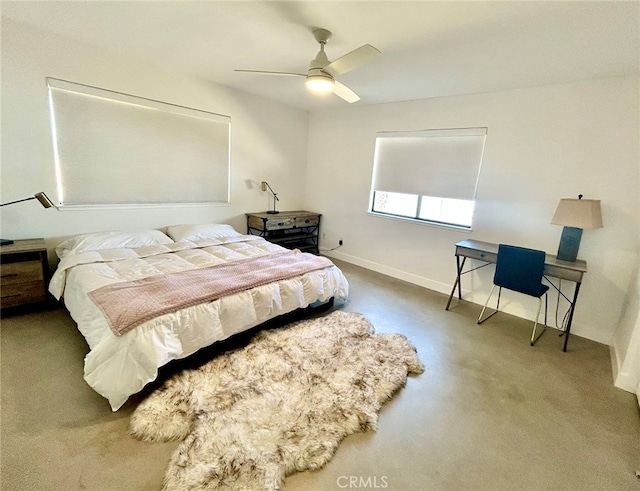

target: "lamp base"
[266,210,280,214]
[556,226,582,262]
[0,239,14,246]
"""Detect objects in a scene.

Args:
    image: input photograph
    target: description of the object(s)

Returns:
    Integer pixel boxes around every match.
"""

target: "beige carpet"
[3,260,639,490]
[129,310,423,490]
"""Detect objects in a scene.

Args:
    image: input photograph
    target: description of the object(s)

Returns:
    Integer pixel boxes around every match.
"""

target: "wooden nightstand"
[0,238,49,310]
[246,211,321,254]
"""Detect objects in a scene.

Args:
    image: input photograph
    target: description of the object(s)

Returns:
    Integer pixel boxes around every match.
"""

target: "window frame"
[46,78,231,210]
[368,191,476,231]
[368,127,486,230]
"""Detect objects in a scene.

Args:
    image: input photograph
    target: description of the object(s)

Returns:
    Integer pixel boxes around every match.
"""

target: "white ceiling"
[2,1,639,110]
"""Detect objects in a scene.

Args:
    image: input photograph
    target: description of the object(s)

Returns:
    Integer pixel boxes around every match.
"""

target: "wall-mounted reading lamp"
[551,194,603,262]
[261,181,280,214]
[0,192,55,246]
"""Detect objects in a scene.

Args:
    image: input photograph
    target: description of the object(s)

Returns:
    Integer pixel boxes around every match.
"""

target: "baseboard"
[325,250,453,295]
[611,333,640,395]
[327,251,542,317]
[325,250,609,343]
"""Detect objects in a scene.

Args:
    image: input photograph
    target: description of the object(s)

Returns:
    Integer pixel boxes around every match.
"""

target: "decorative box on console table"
[246,211,321,254]
[0,238,49,310]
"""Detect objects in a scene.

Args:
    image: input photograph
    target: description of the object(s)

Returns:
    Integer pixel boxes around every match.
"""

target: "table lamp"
[1,192,55,246]
[261,181,279,214]
[551,194,602,262]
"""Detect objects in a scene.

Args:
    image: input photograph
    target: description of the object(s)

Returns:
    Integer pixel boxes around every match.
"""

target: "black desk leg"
[445,256,466,311]
[563,282,581,352]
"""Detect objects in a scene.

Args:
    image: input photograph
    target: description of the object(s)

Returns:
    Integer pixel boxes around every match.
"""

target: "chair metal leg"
[478,285,500,324]
[531,293,548,346]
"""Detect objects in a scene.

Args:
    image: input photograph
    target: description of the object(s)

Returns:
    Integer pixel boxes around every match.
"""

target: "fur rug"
[130,310,424,490]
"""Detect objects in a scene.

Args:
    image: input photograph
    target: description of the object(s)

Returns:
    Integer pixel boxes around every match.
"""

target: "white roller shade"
[372,127,486,200]
[47,78,231,207]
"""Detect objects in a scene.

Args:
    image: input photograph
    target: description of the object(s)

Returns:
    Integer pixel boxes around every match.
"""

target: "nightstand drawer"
[265,217,295,230]
[1,238,49,310]
[1,281,47,308]
[295,215,319,227]
[0,260,44,285]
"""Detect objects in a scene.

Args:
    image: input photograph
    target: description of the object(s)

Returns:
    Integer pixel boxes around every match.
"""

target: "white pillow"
[166,223,241,242]
[56,230,174,259]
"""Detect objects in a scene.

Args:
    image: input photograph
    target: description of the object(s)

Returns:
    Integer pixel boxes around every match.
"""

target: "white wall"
[3,17,639,356]
[0,19,309,259]
[306,76,640,346]
[612,263,640,399]
[611,133,640,399]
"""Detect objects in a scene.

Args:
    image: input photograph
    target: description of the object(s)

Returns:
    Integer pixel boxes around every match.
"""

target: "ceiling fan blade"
[235,70,306,77]
[324,44,380,76]
[333,80,360,103]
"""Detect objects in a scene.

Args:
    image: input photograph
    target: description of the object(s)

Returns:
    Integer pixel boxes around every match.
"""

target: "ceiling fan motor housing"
[309,46,330,70]
[307,40,334,91]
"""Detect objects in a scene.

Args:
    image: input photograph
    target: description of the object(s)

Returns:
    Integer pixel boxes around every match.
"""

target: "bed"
[48,223,349,411]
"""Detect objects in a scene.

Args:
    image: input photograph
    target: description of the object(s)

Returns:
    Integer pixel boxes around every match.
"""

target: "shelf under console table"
[246,211,321,254]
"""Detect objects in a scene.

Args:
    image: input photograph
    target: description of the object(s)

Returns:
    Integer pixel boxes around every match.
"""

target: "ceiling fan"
[235,28,380,103]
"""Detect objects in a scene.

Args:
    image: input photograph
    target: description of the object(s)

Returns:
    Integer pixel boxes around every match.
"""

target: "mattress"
[49,235,349,410]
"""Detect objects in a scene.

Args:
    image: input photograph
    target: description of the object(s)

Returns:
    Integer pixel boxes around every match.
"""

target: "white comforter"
[49,235,349,411]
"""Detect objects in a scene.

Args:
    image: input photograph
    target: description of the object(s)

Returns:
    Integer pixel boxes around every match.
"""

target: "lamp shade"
[551,198,603,229]
[0,192,55,208]
[34,192,55,208]
[0,191,55,246]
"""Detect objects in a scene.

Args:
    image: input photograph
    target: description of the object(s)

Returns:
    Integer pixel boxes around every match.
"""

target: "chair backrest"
[494,244,546,297]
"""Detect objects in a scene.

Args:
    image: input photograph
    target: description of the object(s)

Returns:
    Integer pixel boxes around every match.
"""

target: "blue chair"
[477,244,549,345]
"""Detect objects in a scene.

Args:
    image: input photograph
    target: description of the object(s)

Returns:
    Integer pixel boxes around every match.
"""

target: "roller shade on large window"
[372,127,487,200]
[47,78,231,208]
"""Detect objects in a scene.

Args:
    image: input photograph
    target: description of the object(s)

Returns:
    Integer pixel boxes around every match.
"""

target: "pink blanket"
[89,250,334,336]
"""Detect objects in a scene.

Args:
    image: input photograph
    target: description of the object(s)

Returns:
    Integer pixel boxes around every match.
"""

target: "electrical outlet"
[322,233,326,240]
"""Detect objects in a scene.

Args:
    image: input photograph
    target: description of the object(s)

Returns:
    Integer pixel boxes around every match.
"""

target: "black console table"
[246,211,321,254]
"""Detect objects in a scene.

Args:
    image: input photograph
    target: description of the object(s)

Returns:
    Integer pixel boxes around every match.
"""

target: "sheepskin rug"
[130,310,424,490]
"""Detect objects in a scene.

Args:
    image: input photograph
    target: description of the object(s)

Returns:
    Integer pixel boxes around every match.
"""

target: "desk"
[445,239,587,351]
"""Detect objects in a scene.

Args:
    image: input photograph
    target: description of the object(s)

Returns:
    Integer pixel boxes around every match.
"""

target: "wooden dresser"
[0,238,49,309]
[246,211,321,254]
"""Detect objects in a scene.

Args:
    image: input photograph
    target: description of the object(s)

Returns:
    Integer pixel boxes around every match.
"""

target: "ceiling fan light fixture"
[236,28,379,103]
[306,72,335,93]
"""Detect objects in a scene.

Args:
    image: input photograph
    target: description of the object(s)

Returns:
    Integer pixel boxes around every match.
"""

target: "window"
[47,78,231,208]
[370,127,487,229]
